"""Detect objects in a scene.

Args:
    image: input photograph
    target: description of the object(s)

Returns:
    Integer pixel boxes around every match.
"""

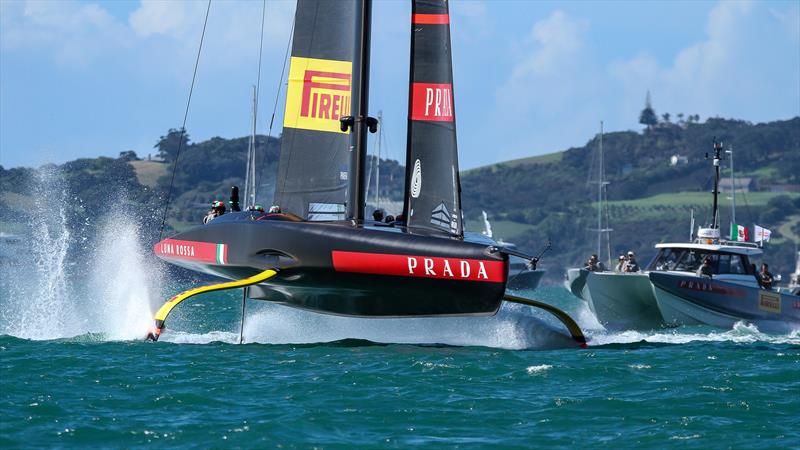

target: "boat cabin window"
[649,248,753,275]
[648,248,684,271]
[717,254,747,275]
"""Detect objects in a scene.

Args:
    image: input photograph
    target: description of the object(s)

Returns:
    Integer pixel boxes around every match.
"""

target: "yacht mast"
[244,85,258,207]
[347,0,374,222]
[592,121,612,263]
[374,110,382,208]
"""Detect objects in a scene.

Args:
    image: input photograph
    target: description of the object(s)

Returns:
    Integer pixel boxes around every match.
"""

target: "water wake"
[155,302,576,350]
[590,321,800,346]
[0,169,159,340]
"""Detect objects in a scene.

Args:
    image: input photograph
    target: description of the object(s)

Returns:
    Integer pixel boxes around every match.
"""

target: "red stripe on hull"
[331,250,505,283]
[154,239,219,264]
[412,13,450,25]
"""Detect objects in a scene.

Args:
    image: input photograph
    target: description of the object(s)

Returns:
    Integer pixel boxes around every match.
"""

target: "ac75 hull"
[154,213,508,317]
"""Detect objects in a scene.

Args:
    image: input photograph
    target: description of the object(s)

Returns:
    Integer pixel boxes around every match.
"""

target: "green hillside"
[460,117,800,280]
[2,116,798,282]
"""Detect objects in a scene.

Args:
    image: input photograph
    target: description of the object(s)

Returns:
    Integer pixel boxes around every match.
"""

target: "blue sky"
[1,0,798,170]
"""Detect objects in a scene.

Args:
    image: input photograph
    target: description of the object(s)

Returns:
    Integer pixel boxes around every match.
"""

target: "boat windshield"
[647,248,753,275]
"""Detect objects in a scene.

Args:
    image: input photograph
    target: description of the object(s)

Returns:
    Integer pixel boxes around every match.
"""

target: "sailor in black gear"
[758,263,774,290]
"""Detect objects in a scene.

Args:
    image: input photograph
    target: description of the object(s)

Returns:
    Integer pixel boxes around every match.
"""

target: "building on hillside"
[763,184,800,193]
[670,155,688,166]
[719,177,755,193]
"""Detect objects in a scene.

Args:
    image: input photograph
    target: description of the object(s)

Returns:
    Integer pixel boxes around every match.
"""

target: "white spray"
[0,169,159,340]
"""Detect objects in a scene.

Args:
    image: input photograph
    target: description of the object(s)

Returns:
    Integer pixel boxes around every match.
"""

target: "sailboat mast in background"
[591,121,613,266]
[244,85,258,207]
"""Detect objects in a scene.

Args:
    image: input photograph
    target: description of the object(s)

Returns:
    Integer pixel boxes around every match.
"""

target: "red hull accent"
[331,250,505,283]
[154,239,226,264]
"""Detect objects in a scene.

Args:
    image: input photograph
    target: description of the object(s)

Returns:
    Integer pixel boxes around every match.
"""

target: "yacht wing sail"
[402,0,463,237]
[273,0,357,220]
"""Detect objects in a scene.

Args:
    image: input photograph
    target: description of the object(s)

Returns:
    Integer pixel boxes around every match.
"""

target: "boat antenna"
[157,0,212,241]
[706,138,724,230]
[725,143,735,227]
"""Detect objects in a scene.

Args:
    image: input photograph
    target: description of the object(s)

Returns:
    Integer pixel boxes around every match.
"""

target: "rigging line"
[251,0,268,205]
[272,14,296,196]
[157,0,212,241]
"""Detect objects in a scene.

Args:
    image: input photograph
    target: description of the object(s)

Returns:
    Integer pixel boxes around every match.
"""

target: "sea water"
[1,178,799,448]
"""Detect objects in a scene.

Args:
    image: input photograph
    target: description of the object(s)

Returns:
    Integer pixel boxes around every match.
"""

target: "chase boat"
[648,142,800,332]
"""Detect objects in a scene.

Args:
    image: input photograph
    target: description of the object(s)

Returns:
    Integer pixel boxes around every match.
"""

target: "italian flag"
[215,244,228,265]
[731,223,748,242]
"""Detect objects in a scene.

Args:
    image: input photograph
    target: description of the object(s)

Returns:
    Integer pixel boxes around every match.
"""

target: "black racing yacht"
[148,0,584,344]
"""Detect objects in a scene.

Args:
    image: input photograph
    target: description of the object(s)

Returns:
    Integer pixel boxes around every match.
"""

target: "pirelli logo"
[284,56,352,134]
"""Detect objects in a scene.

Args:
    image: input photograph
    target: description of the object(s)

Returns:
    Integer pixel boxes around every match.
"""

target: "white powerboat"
[648,141,799,332]
[584,271,661,330]
[564,268,591,302]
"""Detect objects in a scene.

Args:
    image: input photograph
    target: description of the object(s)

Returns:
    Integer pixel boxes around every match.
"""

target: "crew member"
[585,254,606,272]
[696,258,713,278]
[268,205,281,214]
[624,251,639,272]
[758,263,774,290]
[615,255,626,272]
[372,209,385,222]
[203,200,226,224]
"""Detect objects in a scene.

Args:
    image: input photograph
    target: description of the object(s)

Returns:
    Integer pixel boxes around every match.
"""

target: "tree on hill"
[639,91,658,129]
[155,128,190,162]
[118,150,139,161]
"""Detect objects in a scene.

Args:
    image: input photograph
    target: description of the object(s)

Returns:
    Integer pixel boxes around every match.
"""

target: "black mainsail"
[402,0,462,237]
[274,0,357,220]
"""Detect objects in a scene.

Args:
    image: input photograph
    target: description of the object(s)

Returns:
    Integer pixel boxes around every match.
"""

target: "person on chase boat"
[696,257,714,278]
[758,263,774,290]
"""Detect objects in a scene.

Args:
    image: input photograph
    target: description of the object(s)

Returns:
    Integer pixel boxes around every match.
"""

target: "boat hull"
[564,268,590,301]
[155,214,508,317]
[649,272,800,332]
[507,267,545,292]
[585,272,664,331]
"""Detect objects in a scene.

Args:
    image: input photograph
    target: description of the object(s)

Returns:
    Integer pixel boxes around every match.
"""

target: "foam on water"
[588,321,800,346]
[234,301,578,350]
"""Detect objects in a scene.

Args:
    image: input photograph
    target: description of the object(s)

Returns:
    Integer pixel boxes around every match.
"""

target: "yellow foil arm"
[147,269,278,341]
